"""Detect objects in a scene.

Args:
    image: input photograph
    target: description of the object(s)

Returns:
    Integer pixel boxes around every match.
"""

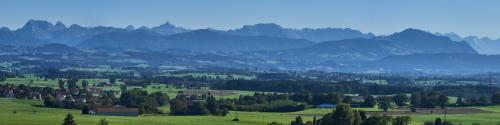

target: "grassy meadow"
[0,75,255,99]
[2,98,500,125]
[1,75,499,125]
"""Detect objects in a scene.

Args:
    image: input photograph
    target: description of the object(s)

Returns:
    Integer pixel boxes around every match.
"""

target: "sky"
[1,0,500,38]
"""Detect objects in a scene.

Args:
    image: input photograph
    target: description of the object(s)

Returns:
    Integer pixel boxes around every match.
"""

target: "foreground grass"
[2,98,500,125]
[410,105,500,125]
[5,98,499,125]
[0,99,311,125]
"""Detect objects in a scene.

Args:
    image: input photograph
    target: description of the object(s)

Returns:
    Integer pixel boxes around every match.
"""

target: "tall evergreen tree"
[410,92,422,108]
[363,95,376,107]
[378,97,392,112]
[394,93,408,107]
[291,116,304,125]
[353,110,362,125]
[434,118,442,125]
[62,113,77,125]
[492,92,500,105]
[96,118,109,125]
[320,103,354,125]
[437,95,449,108]
[58,80,65,90]
[393,116,411,125]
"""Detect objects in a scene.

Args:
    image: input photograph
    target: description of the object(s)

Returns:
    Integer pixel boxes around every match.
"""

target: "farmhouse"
[95,106,139,116]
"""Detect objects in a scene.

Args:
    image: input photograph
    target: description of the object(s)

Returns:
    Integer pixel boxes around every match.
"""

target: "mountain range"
[1,19,499,73]
[222,23,374,42]
[436,32,500,55]
[0,20,494,54]
[79,29,315,51]
[0,20,376,46]
[265,29,476,62]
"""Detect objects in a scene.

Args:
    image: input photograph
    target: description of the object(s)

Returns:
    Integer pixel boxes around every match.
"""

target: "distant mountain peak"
[182,29,220,36]
[388,28,437,40]
[0,27,9,31]
[68,24,84,30]
[399,28,429,34]
[150,21,189,35]
[244,23,283,29]
[157,21,176,28]
[20,19,54,31]
[54,21,67,30]
[227,23,374,42]
[125,25,135,31]
[138,26,149,30]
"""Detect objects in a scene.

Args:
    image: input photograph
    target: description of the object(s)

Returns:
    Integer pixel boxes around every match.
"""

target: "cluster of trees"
[233,93,305,112]
[284,103,412,125]
[44,68,135,80]
[169,95,229,116]
[411,91,449,108]
[288,103,466,125]
[455,92,500,106]
[433,85,499,98]
[214,80,423,95]
[169,92,306,116]
[0,71,17,82]
[118,88,170,114]
[214,80,368,94]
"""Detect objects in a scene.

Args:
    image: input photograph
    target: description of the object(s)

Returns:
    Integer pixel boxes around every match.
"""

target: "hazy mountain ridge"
[2,19,498,74]
[14,19,125,45]
[224,23,375,42]
[79,29,315,51]
[6,20,189,46]
[0,27,10,32]
[268,29,477,62]
[150,22,190,35]
[371,53,500,73]
[0,31,47,46]
[437,32,500,55]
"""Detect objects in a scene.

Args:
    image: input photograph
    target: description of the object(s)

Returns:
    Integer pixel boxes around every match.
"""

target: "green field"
[0,99,315,125]
[156,72,256,80]
[2,76,499,125]
[0,74,110,88]
[0,76,254,99]
[2,98,500,125]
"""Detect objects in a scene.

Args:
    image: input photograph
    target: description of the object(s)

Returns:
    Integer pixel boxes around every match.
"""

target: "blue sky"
[1,0,500,38]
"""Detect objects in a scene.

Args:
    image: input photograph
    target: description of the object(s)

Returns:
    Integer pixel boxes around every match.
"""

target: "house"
[95,106,139,116]
[317,104,336,108]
